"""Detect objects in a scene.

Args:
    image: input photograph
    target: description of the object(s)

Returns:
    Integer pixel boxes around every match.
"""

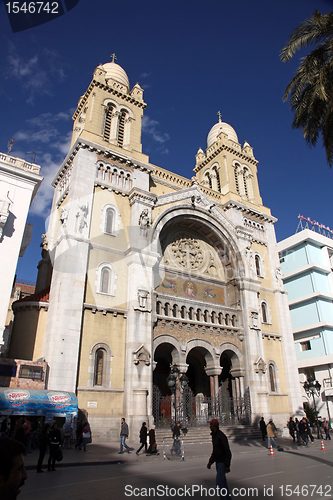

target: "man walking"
[207,419,232,499]
[119,418,132,454]
[266,419,278,449]
[323,418,331,440]
[259,417,267,441]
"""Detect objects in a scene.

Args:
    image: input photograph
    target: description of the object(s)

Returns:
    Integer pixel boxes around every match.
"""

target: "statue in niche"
[59,208,68,227]
[139,209,150,237]
[245,241,254,271]
[76,204,88,233]
[40,233,48,259]
[275,267,282,284]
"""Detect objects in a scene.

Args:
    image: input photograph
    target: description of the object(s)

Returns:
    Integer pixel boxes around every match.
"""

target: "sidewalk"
[24,436,329,471]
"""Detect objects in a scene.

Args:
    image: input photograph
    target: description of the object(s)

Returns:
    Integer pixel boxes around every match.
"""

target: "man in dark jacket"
[119,418,132,454]
[207,419,232,499]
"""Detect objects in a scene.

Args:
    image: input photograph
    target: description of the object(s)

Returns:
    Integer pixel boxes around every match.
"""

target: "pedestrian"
[146,425,158,455]
[322,418,331,440]
[78,421,90,451]
[298,418,308,445]
[13,419,24,445]
[136,422,148,455]
[266,419,278,449]
[75,420,83,450]
[48,422,61,471]
[22,417,31,453]
[287,417,296,442]
[119,417,132,454]
[36,423,50,473]
[1,416,10,438]
[259,417,267,441]
[304,417,314,442]
[171,422,181,455]
[295,418,301,443]
[207,419,232,499]
[0,437,28,500]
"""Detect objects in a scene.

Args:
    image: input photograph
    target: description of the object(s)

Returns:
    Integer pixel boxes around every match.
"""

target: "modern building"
[278,220,333,422]
[0,153,43,355]
[9,58,303,439]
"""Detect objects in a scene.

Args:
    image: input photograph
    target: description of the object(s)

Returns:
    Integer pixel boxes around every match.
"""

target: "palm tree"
[281,10,333,167]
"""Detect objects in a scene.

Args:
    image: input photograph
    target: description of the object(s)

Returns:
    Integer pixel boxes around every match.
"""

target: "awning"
[0,388,78,417]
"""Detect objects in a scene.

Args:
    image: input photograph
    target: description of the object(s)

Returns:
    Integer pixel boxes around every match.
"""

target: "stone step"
[156,426,262,444]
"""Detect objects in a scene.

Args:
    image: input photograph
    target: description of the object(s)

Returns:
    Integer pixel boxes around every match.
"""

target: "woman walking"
[136,422,148,455]
[146,425,159,455]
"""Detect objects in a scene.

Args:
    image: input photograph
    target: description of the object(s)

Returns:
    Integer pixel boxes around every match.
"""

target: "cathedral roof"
[102,61,130,91]
[207,118,238,148]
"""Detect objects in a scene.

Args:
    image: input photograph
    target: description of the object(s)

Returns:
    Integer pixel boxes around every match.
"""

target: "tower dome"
[102,60,130,91]
[207,116,238,148]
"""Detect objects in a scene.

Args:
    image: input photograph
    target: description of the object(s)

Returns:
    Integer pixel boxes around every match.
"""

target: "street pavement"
[21,436,332,500]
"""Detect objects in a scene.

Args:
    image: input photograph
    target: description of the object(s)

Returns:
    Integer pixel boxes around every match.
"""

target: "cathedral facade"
[10,59,303,439]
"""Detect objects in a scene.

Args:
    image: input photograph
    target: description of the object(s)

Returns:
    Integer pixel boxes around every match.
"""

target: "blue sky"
[1,0,333,283]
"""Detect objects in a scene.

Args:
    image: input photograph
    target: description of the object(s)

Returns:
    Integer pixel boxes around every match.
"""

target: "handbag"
[56,448,63,462]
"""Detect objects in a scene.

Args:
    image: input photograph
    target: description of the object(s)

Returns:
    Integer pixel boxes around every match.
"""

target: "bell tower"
[194,113,262,207]
[70,54,148,163]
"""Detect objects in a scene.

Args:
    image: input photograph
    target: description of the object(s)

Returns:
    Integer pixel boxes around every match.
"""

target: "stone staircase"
[156,425,261,445]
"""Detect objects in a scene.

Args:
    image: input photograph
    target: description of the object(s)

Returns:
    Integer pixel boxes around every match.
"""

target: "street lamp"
[166,366,188,425]
[303,376,322,439]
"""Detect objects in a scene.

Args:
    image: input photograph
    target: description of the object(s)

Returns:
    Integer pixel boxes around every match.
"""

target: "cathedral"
[9,58,303,439]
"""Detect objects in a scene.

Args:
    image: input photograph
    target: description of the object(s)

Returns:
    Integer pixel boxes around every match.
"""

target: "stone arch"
[153,335,184,396]
[218,342,245,400]
[150,204,246,283]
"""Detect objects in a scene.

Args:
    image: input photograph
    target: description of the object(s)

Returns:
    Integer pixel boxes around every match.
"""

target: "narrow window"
[255,255,261,277]
[117,110,126,147]
[105,208,113,234]
[261,302,268,323]
[103,105,113,141]
[269,364,276,392]
[234,165,240,194]
[100,267,110,294]
[243,167,249,199]
[94,349,105,386]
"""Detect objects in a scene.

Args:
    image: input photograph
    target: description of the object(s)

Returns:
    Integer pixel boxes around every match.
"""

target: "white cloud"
[142,115,170,145]
[12,110,73,218]
[5,42,66,103]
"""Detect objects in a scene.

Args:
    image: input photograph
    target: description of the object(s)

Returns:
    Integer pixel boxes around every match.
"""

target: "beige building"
[9,59,303,439]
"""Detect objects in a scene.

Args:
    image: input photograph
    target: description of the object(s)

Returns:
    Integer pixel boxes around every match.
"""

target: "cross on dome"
[217,111,222,122]
[110,53,117,63]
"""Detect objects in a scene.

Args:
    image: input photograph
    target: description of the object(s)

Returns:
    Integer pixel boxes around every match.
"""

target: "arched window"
[218,313,224,325]
[97,262,116,296]
[181,306,187,319]
[255,254,262,277]
[165,303,171,316]
[117,110,127,147]
[100,267,110,294]
[156,301,162,315]
[189,307,194,320]
[103,104,114,141]
[269,363,276,392]
[105,208,113,234]
[94,348,105,386]
[204,310,210,322]
[225,314,230,326]
[231,315,237,326]
[89,343,112,389]
[197,309,202,321]
[234,163,241,195]
[261,302,268,323]
[173,304,178,318]
[101,204,120,236]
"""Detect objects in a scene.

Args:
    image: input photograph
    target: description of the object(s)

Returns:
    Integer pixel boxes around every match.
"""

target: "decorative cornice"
[52,138,154,187]
[73,80,146,121]
[222,200,277,223]
[129,189,156,207]
[84,303,128,317]
[194,143,258,173]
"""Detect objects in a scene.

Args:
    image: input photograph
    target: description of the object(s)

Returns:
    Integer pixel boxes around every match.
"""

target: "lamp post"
[303,376,322,439]
[166,366,189,425]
